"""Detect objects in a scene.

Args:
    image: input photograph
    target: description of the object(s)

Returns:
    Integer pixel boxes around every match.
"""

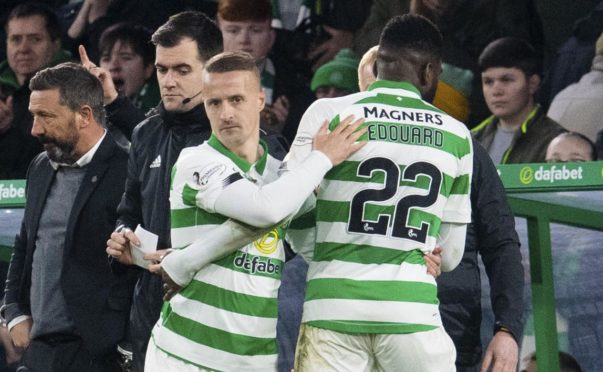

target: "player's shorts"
[144,336,213,372]
[294,324,456,372]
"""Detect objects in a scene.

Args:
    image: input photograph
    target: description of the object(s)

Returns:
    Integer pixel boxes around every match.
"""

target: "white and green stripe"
[153,139,286,371]
[291,79,472,335]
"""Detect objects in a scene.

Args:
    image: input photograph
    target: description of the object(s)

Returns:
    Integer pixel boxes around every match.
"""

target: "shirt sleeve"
[281,100,333,172]
[162,149,333,286]
[442,129,473,224]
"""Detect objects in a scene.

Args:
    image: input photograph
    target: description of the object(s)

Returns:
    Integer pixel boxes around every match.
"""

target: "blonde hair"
[358,45,379,91]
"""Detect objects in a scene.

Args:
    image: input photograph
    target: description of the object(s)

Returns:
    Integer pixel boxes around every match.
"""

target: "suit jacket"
[2,134,137,357]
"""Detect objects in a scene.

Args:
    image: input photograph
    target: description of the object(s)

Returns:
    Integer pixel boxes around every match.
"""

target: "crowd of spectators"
[1,0,601,178]
[0,0,600,371]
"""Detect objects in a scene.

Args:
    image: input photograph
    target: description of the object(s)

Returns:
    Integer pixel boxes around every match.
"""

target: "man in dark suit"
[1,62,136,372]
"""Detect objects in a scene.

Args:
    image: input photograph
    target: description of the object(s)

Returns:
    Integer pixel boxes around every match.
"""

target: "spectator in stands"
[217,0,314,140]
[103,12,223,372]
[521,351,583,372]
[472,37,566,164]
[547,32,603,142]
[98,23,159,114]
[0,94,40,179]
[353,0,545,127]
[545,132,596,162]
[0,2,71,155]
[538,1,603,108]
[1,62,136,372]
[66,0,110,48]
[296,0,372,71]
[358,45,378,91]
[311,48,359,99]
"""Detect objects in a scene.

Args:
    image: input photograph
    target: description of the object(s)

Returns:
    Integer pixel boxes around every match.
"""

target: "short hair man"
[2,62,136,371]
[545,132,596,162]
[145,51,365,371]
[0,2,71,161]
[472,37,566,164]
[217,0,315,141]
[98,23,160,113]
[104,11,224,371]
[285,14,473,371]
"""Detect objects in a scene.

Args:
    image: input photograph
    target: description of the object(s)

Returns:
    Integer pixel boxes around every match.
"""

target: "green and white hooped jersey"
[152,135,285,371]
[285,80,473,335]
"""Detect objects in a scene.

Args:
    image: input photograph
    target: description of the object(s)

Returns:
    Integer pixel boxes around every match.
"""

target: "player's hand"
[160,267,182,301]
[79,45,119,105]
[481,331,518,372]
[9,318,32,349]
[106,228,139,266]
[424,246,442,277]
[0,96,14,132]
[308,25,353,71]
[145,249,173,274]
[313,115,367,166]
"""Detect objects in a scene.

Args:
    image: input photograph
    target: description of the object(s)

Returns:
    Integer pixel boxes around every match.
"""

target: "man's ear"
[422,61,441,87]
[528,74,540,95]
[258,89,266,111]
[77,105,93,129]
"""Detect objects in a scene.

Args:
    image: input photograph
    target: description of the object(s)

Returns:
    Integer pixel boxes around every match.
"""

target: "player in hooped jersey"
[283,14,473,371]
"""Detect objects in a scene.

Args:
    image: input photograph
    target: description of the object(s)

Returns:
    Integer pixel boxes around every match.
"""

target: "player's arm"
[437,223,467,272]
[161,117,365,287]
[439,131,473,272]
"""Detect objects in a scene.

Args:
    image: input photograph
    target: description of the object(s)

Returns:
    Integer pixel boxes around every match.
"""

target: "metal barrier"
[498,161,603,372]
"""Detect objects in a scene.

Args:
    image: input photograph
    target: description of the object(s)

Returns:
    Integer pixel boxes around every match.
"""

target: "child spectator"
[472,37,566,164]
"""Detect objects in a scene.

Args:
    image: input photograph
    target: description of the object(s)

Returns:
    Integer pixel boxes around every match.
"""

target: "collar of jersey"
[367,80,422,98]
[207,134,268,175]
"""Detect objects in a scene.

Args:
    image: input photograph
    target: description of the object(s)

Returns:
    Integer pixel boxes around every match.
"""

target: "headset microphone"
[182,89,203,105]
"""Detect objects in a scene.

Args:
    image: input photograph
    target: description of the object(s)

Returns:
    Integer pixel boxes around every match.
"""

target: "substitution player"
[284,14,474,371]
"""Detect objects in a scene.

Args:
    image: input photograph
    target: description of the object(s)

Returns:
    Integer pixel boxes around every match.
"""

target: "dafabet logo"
[0,183,25,201]
[519,165,583,184]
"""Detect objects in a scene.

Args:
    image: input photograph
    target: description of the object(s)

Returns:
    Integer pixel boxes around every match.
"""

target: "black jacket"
[2,134,137,357]
[114,102,214,369]
[437,140,524,366]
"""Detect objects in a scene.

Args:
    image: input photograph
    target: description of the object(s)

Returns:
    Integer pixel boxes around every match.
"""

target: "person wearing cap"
[311,48,360,99]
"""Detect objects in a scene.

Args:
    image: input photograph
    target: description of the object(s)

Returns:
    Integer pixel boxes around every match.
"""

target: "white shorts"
[294,324,456,372]
[144,336,212,372]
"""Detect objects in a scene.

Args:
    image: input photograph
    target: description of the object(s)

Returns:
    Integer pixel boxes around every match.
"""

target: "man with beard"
[1,62,137,372]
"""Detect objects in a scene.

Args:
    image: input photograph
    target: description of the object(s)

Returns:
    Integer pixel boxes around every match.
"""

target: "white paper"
[132,225,158,270]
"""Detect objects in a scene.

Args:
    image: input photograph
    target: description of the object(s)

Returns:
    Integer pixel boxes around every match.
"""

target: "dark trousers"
[19,335,120,372]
